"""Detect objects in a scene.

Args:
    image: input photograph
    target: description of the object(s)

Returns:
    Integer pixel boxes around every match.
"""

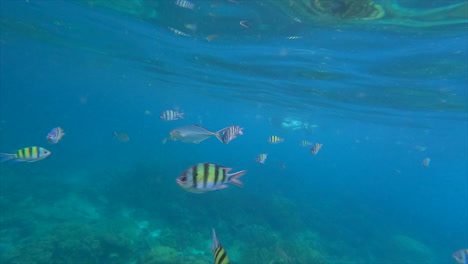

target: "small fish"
[414,145,427,152]
[240,21,250,28]
[310,143,322,155]
[293,17,302,23]
[422,157,431,167]
[166,125,223,144]
[219,125,244,144]
[206,34,218,42]
[46,127,65,144]
[184,23,197,31]
[0,146,51,162]
[453,249,468,264]
[159,110,184,121]
[268,136,284,144]
[113,131,130,142]
[175,0,194,9]
[287,36,303,40]
[255,153,268,164]
[211,228,231,264]
[176,162,247,193]
[299,140,312,147]
[168,27,190,37]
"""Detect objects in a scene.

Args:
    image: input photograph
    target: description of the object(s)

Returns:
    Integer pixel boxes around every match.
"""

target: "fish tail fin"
[112,131,118,139]
[178,113,184,119]
[211,228,219,252]
[0,153,15,162]
[229,170,247,187]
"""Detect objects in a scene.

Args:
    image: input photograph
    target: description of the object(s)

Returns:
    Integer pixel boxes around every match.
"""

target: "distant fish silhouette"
[113,131,130,142]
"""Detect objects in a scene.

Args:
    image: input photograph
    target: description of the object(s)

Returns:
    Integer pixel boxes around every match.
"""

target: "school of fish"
[0,102,443,263]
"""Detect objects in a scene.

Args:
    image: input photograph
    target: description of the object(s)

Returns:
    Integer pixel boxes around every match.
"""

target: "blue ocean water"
[0,0,467,263]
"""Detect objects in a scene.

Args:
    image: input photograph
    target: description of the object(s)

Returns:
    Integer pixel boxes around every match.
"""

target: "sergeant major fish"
[453,249,468,264]
[0,146,51,162]
[218,125,243,144]
[211,228,231,264]
[255,153,268,164]
[159,110,184,121]
[176,162,247,193]
[46,127,65,144]
[310,143,323,155]
[268,135,284,144]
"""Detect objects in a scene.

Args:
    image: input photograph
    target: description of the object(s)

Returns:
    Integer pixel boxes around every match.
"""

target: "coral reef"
[2,221,136,264]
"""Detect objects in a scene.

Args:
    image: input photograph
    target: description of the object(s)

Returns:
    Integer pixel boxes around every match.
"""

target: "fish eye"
[180,176,187,182]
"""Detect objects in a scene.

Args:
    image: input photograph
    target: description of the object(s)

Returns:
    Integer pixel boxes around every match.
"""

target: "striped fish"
[0,146,51,162]
[211,228,231,264]
[267,135,284,144]
[159,110,184,121]
[453,249,468,264]
[300,140,312,147]
[176,163,247,193]
[310,143,323,155]
[175,0,194,9]
[46,127,65,144]
[168,27,190,37]
[218,125,243,144]
[255,153,268,164]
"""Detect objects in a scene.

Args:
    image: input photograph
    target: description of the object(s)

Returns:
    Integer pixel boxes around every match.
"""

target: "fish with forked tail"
[176,162,247,193]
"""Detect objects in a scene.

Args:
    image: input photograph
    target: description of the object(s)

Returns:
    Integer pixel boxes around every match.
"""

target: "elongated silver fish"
[164,125,223,144]
[176,162,247,193]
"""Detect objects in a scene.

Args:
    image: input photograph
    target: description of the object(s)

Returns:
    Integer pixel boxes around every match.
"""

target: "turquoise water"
[0,1,467,263]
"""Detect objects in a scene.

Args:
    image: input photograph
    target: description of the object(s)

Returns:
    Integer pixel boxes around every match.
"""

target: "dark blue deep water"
[1,1,467,263]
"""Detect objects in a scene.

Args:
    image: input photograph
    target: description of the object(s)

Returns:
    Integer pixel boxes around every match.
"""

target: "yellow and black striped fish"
[176,163,247,193]
[211,228,231,264]
[268,135,284,144]
[0,146,51,162]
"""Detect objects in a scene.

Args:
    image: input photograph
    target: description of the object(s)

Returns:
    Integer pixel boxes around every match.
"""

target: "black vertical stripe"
[215,245,227,264]
[220,166,226,183]
[214,246,223,262]
[214,165,220,187]
[192,165,198,188]
[203,163,209,188]
[218,250,227,264]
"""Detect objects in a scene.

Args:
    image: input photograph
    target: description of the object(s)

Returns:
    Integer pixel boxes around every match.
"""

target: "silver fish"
[166,125,223,144]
